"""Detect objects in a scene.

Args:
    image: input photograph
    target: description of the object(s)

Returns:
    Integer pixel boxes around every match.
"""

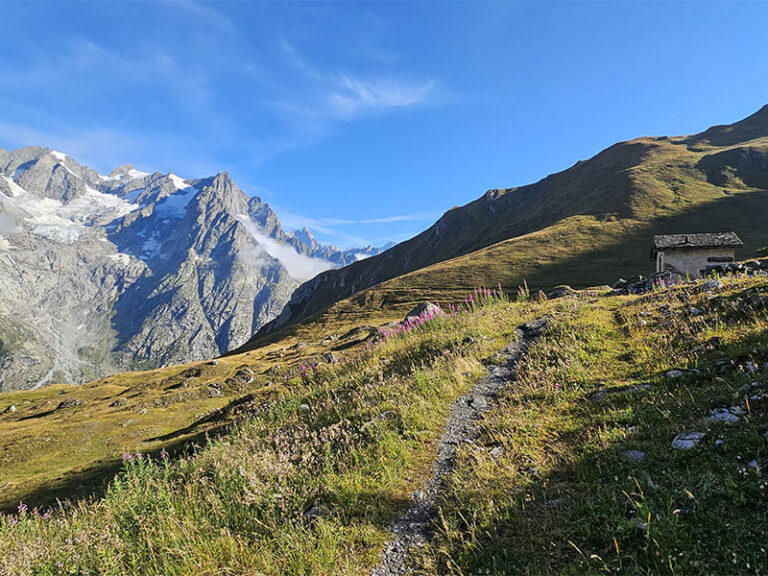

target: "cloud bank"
[237,215,334,282]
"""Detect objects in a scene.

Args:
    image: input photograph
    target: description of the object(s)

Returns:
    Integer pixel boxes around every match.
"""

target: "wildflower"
[160,448,169,461]
[17,503,27,515]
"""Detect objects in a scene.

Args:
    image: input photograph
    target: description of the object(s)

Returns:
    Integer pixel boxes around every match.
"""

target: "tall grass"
[0,289,524,576]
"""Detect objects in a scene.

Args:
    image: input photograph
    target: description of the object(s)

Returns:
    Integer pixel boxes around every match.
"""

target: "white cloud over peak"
[236,215,334,282]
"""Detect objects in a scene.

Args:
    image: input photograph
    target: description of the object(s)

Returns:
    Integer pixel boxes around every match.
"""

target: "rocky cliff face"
[0,147,377,391]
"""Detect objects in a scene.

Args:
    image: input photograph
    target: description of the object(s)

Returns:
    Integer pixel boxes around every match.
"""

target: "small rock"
[703,280,724,291]
[207,387,222,398]
[689,307,704,316]
[624,450,646,463]
[707,408,739,424]
[739,381,761,392]
[462,336,478,345]
[489,446,504,458]
[413,490,426,503]
[468,395,487,410]
[205,360,218,366]
[714,439,725,448]
[666,369,685,379]
[304,504,327,521]
[626,384,651,394]
[488,366,506,378]
[324,352,339,364]
[672,432,705,450]
[748,460,760,472]
[57,399,87,410]
[3,405,17,414]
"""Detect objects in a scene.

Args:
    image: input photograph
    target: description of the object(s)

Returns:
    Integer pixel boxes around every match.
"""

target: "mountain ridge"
[0,147,383,391]
[242,104,768,349]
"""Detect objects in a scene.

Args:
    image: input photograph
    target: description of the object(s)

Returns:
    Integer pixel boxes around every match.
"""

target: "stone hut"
[651,232,743,281]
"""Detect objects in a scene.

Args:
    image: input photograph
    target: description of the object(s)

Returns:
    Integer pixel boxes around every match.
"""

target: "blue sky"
[1,2,767,248]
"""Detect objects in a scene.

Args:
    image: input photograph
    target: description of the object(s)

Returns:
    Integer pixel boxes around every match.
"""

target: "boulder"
[404,302,440,322]
[547,285,577,299]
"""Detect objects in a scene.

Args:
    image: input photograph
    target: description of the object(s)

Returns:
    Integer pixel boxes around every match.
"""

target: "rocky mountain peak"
[293,226,316,250]
[109,164,138,177]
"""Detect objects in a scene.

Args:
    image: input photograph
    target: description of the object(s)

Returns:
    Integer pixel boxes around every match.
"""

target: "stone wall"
[659,248,736,281]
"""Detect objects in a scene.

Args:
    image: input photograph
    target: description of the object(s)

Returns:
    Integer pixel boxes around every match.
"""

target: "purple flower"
[160,449,169,461]
[17,503,27,515]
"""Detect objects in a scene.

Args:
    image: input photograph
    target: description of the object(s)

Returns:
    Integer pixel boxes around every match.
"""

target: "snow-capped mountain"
[0,146,382,391]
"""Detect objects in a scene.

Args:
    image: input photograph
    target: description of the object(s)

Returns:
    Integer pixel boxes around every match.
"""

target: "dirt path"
[370,317,549,576]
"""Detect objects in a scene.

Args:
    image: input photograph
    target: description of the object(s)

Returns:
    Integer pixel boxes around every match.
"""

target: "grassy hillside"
[0,318,387,513]
[242,105,768,348]
[2,274,768,574]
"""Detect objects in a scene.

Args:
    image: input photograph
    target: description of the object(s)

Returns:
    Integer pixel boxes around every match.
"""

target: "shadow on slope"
[235,186,768,355]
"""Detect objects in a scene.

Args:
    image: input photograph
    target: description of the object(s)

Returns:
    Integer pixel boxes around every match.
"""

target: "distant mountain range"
[0,147,384,391]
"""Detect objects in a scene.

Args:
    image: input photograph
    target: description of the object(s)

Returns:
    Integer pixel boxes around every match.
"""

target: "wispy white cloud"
[278,36,323,81]
[273,207,440,248]
[329,74,436,119]
[170,0,237,34]
[276,208,439,229]
[236,215,335,282]
[271,36,439,131]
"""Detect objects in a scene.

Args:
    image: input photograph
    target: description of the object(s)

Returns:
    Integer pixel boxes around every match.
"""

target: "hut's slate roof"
[650,232,743,260]
[653,232,743,251]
